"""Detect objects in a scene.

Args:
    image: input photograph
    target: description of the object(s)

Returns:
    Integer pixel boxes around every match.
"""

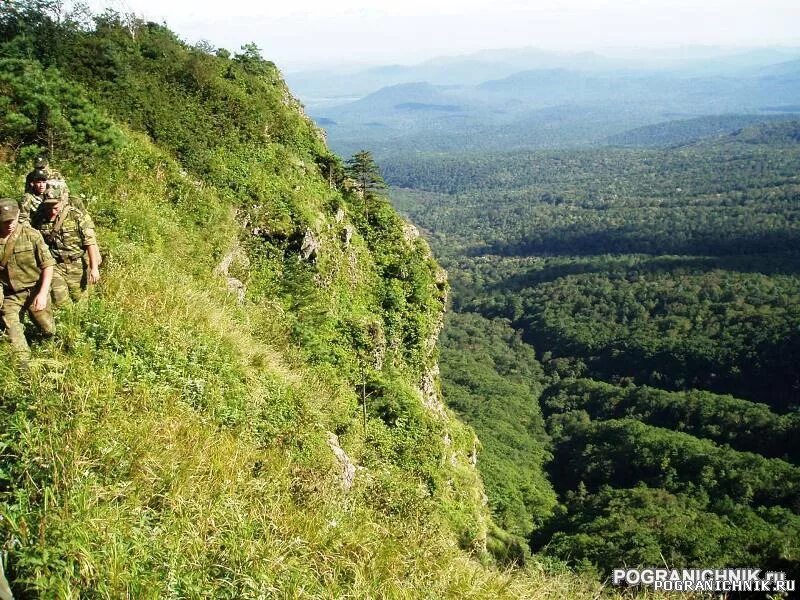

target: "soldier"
[23,156,49,190]
[33,182,101,306]
[19,165,48,223]
[0,198,56,361]
[21,157,82,222]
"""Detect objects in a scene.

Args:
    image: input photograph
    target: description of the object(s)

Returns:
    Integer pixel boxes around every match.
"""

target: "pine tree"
[345,150,386,218]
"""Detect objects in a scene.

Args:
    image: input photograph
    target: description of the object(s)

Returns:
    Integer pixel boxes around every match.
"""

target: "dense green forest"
[0,3,618,597]
[541,379,800,463]
[603,113,800,147]
[388,138,800,258]
[439,312,556,539]
[388,123,800,580]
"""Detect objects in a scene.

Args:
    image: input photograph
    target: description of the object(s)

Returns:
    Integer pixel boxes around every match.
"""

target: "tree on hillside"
[317,153,345,189]
[346,150,386,218]
[233,42,273,75]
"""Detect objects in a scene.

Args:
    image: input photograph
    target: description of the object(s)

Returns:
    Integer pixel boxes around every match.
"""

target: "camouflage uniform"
[21,158,82,223]
[33,193,98,306]
[0,202,56,357]
[20,164,48,224]
[19,191,44,224]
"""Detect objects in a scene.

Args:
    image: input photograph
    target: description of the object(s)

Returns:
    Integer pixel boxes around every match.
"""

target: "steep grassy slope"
[0,5,619,598]
[0,133,487,596]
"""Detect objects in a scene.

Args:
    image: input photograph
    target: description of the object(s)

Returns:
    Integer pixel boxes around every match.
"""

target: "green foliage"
[0,58,121,163]
[387,139,800,258]
[389,121,800,577]
[605,114,800,147]
[345,149,387,200]
[548,417,800,511]
[535,486,800,578]
[542,379,800,463]
[1,6,334,195]
[479,264,800,408]
[440,312,556,538]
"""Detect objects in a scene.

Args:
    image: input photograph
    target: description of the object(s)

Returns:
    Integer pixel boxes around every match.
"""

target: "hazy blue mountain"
[288,65,432,102]
[321,82,472,117]
[755,58,800,79]
[287,48,628,104]
[476,67,800,113]
[287,62,521,107]
[678,49,800,75]
[421,47,627,72]
[600,45,800,71]
[289,46,800,111]
[301,48,800,159]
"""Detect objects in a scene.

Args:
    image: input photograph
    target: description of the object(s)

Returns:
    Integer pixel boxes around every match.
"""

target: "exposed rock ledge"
[327,432,357,492]
[214,243,250,303]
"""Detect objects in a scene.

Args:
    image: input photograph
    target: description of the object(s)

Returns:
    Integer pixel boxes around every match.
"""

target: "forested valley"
[386,123,800,580]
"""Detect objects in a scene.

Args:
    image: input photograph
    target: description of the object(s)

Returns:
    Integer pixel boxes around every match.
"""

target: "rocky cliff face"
[217,170,492,552]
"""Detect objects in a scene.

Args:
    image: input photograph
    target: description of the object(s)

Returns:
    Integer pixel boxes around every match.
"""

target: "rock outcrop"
[327,432,357,492]
[214,243,250,303]
[300,229,320,261]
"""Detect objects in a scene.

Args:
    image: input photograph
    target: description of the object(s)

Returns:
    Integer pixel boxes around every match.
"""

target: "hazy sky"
[80,0,800,71]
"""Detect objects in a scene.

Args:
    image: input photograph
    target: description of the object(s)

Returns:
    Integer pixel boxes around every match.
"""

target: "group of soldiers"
[0,158,102,364]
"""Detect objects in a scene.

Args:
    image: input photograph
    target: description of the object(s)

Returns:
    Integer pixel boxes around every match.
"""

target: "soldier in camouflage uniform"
[19,165,48,223]
[21,157,83,223]
[23,156,49,192]
[0,198,56,360]
[32,182,101,306]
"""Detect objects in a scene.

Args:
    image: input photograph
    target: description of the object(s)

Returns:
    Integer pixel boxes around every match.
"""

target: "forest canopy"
[389,122,800,579]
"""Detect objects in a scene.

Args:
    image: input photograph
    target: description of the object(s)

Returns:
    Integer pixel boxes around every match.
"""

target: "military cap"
[42,189,64,205]
[31,168,49,181]
[43,180,69,202]
[0,198,20,222]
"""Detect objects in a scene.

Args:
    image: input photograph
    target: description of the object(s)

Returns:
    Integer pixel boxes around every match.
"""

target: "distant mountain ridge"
[308,58,800,157]
[605,114,800,147]
[732,119,800,144]
[289,46,800,109]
